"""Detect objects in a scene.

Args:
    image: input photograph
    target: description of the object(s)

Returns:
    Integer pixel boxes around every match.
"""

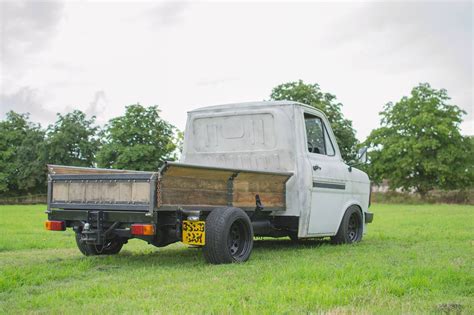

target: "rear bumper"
[46,209,178,247]
[365,212,374,223]
[47,209,155,224]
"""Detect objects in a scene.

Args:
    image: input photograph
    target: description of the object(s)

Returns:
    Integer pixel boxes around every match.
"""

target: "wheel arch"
[334,201,364,235]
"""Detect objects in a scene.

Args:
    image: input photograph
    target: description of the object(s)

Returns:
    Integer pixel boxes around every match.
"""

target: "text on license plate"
[182,220,205,246]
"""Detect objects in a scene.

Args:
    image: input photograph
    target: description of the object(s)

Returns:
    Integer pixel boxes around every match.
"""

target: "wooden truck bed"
[47,162,293,215]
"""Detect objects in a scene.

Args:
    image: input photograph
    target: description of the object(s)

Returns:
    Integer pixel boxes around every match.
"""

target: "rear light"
[45,220,66,231]
[131,224,155,236]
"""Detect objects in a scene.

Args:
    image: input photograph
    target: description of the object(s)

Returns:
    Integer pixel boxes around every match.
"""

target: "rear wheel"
[331,206,363,244]
[203,207,253,264]
[75,233,124,256]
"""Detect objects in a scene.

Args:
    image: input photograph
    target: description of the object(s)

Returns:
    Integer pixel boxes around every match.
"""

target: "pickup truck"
[45,101,373,264]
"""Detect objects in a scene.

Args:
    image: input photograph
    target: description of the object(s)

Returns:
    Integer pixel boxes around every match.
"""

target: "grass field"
[0,204,472,314]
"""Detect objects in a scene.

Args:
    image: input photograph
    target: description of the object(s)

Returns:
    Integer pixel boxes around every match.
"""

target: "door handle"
[313,165,321,171]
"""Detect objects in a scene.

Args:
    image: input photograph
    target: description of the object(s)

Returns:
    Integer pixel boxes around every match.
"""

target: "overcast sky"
[1,0,472,140]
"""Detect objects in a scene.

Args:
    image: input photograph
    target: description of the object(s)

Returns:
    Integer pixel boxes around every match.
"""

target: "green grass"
[0,204,473,314]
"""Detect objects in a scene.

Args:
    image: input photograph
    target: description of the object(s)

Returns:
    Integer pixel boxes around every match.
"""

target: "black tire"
[75,233,124,256]
[331,206,363,244]
[203,207,254,264]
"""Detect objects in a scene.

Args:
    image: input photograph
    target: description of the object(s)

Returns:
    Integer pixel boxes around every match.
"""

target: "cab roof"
[189,100,323,115]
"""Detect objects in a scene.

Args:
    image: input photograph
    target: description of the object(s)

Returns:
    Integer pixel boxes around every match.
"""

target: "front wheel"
[203,207,254,264]
[75,233,124,256]
[331,206,363,244]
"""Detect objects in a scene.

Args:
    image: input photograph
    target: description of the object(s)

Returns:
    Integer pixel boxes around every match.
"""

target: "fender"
[335,199,365,234]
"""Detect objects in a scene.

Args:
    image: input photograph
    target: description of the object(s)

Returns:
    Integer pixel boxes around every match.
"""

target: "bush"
[0,194,47,205]
[372,190,473,205]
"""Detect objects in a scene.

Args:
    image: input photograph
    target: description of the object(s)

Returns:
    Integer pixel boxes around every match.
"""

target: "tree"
[270,80,358,161]
[365,83,473,196]
[96,104,178,171]
[47,110,100,167]
[0,112,48,195]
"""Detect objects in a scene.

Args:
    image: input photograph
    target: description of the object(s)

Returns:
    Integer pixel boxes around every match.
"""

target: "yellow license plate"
[182,220,205,246]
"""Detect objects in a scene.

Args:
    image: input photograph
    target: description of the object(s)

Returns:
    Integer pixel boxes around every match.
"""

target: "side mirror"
[357,146,368,164]
[348,146,368,172]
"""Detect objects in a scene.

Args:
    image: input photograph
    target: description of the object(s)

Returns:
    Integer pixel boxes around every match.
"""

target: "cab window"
[304,113,335,156]
[323,124,335,156]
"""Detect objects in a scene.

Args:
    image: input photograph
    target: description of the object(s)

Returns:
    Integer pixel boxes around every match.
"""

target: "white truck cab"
[182,101,373,239]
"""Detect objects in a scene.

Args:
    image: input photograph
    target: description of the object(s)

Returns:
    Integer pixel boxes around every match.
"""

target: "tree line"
[1,82,472,197]
[0,105,179,196]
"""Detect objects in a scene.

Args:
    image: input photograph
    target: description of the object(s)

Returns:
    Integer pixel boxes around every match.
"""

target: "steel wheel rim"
[227,219,249,259]
[347,213,360,242]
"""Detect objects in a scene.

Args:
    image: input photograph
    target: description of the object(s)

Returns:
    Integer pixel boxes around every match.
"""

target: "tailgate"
[47,165,157,214]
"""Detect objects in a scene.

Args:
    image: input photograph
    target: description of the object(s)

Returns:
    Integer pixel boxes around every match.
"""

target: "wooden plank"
[163,165,232,181]
[118,182,132,203]
[132,182,150,203]
[233,180,284,193]
[233,191,285,208]
[48,164,145,175]
[161,176,227,191]
[84,183,100,202]
[99,182,120,203]
[68,182,85,202]
[161,188,227,206]
[52,182,69,202]
[235,172,289,182]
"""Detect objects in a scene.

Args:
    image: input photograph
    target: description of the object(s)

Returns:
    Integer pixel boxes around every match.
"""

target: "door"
[303,113,348,235]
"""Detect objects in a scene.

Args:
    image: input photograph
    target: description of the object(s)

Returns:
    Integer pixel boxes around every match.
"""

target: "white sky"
[1,0,473,141]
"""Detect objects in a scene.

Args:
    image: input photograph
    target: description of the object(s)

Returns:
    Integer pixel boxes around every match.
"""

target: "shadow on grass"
[71,237,334,269]
[253,237,330,249]
[94,246,203,267]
